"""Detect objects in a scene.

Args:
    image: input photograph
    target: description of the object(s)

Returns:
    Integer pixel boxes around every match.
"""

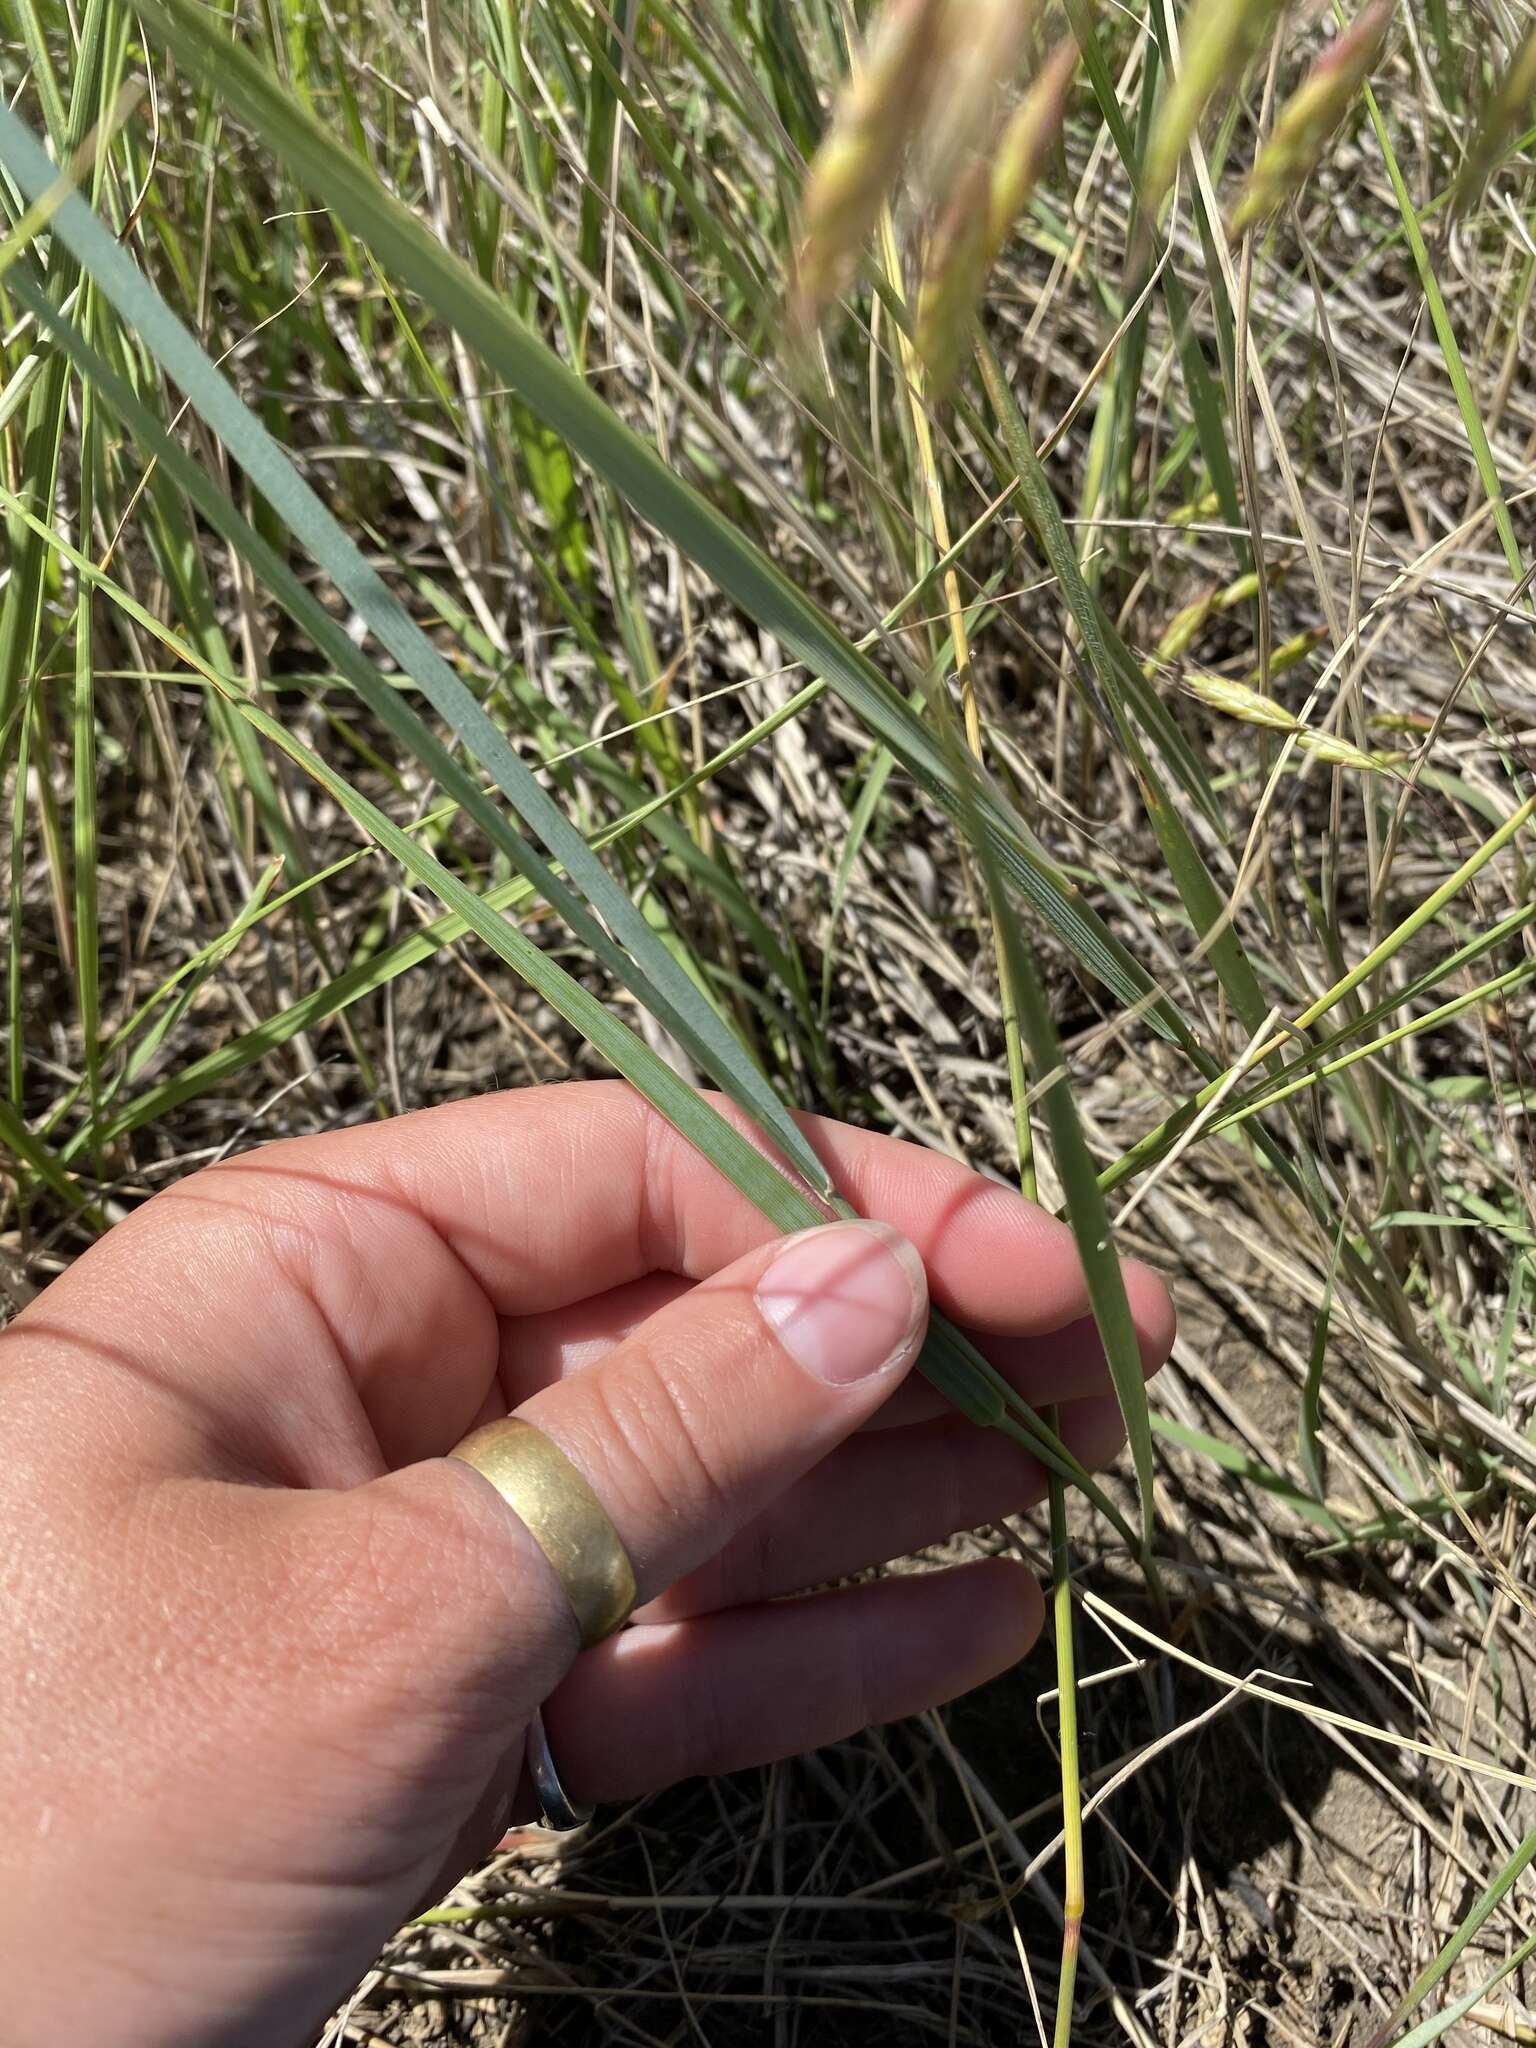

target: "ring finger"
[538,1559,1043,1807]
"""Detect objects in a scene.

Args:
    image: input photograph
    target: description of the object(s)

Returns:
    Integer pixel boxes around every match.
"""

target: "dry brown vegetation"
[3,0,1535,2041]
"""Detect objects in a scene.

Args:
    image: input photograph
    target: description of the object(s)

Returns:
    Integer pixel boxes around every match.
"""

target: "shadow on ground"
[368,1547,1443,2048]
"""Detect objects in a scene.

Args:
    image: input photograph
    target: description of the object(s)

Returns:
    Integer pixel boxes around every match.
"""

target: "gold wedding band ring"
[449,1418,637,1648]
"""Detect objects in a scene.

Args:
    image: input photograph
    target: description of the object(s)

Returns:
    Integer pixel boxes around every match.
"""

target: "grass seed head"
[915,31,1077,398]
[1143,0,1287,219]
[1155,593,1218,663]
[1456,24,1536,210]
[1183,670,1299,734]
[915,154,994,394]
[788,0,952,335]
[1258,625,1330,680]
[1170,487,1222,527]
[987,33,1080,256]
[1231,0,1394,233]
[912,0,1038,213]
[1182,672,1393,772]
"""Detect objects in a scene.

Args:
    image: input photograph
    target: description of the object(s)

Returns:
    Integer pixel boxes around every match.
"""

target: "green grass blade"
[129,0,1198,1054]
[947,736,1156,1556]
[979,335,1269,1040]
[0,1092,101,1221]
[0,467,1127,1514]
[1149,1413,1336,1531]
[1380,1906,1536,2048]
[1359,68,1529,593]
[0,106,834,1203]
[977,334,1222,827]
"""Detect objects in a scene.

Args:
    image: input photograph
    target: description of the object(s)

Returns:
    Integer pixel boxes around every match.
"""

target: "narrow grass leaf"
[980,337,1272,1040]
[1150,1413,1335,1530]
[947,737,1155,1552]
[1360,70,1529,591]
[1386,1927,1536,2048]
[0,1093,101,1221]
[129,0,1196,1054]
[0,104,837,1203]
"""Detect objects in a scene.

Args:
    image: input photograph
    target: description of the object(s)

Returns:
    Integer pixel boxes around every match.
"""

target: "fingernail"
[755,1221,927,1386]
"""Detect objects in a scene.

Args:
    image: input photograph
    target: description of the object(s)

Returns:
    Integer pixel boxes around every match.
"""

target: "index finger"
[221,1076,1143,1335]
[6,1081,1171,1475]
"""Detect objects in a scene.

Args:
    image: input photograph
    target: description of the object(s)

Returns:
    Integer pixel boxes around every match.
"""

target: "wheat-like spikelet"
[912,0,1038,213]
[1456,24,1536,209]
[986,33,1080,259]
[1231,0,1394,232]
[1154,594,1218,664]
[1251,626,1329,682]
[1152,570,1266,665]
[915,156,993,394]
[788,0,952,336]
[1142,0,1286,220]
[1182,672,1394,772]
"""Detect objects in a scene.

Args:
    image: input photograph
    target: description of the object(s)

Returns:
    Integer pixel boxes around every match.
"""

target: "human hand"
[0,1081,1173,2047]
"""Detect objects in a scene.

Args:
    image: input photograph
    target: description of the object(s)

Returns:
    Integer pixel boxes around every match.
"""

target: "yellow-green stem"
[889,210,1086,2043]
[1049,1413,1084,2048]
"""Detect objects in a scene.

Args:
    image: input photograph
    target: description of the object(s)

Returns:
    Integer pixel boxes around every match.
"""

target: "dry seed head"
[986,34,1080,258]
[1182,673,1390,772]
[1456,24,1536,209]
[1183,671,1298,733]
[1143,0,1287,219]
[789,0,952,334]
[1231,0,1394,233]
[915,154,993,394]
[913,0,1039,213]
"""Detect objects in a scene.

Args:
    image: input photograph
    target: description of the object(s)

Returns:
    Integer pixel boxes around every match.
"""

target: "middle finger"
[640,1391,1127,1621]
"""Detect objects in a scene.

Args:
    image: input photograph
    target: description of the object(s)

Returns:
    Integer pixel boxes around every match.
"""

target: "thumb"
[291,1218,929,1732]
[507,1217,930,1603]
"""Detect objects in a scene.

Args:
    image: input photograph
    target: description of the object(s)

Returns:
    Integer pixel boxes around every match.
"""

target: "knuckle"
[582,1350,737,1536]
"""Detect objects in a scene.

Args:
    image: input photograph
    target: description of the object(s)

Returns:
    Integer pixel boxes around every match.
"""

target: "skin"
[0,1081,1174,2047]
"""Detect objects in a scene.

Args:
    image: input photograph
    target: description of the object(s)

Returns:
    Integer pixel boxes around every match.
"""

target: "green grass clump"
[2,0,1533,2039]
